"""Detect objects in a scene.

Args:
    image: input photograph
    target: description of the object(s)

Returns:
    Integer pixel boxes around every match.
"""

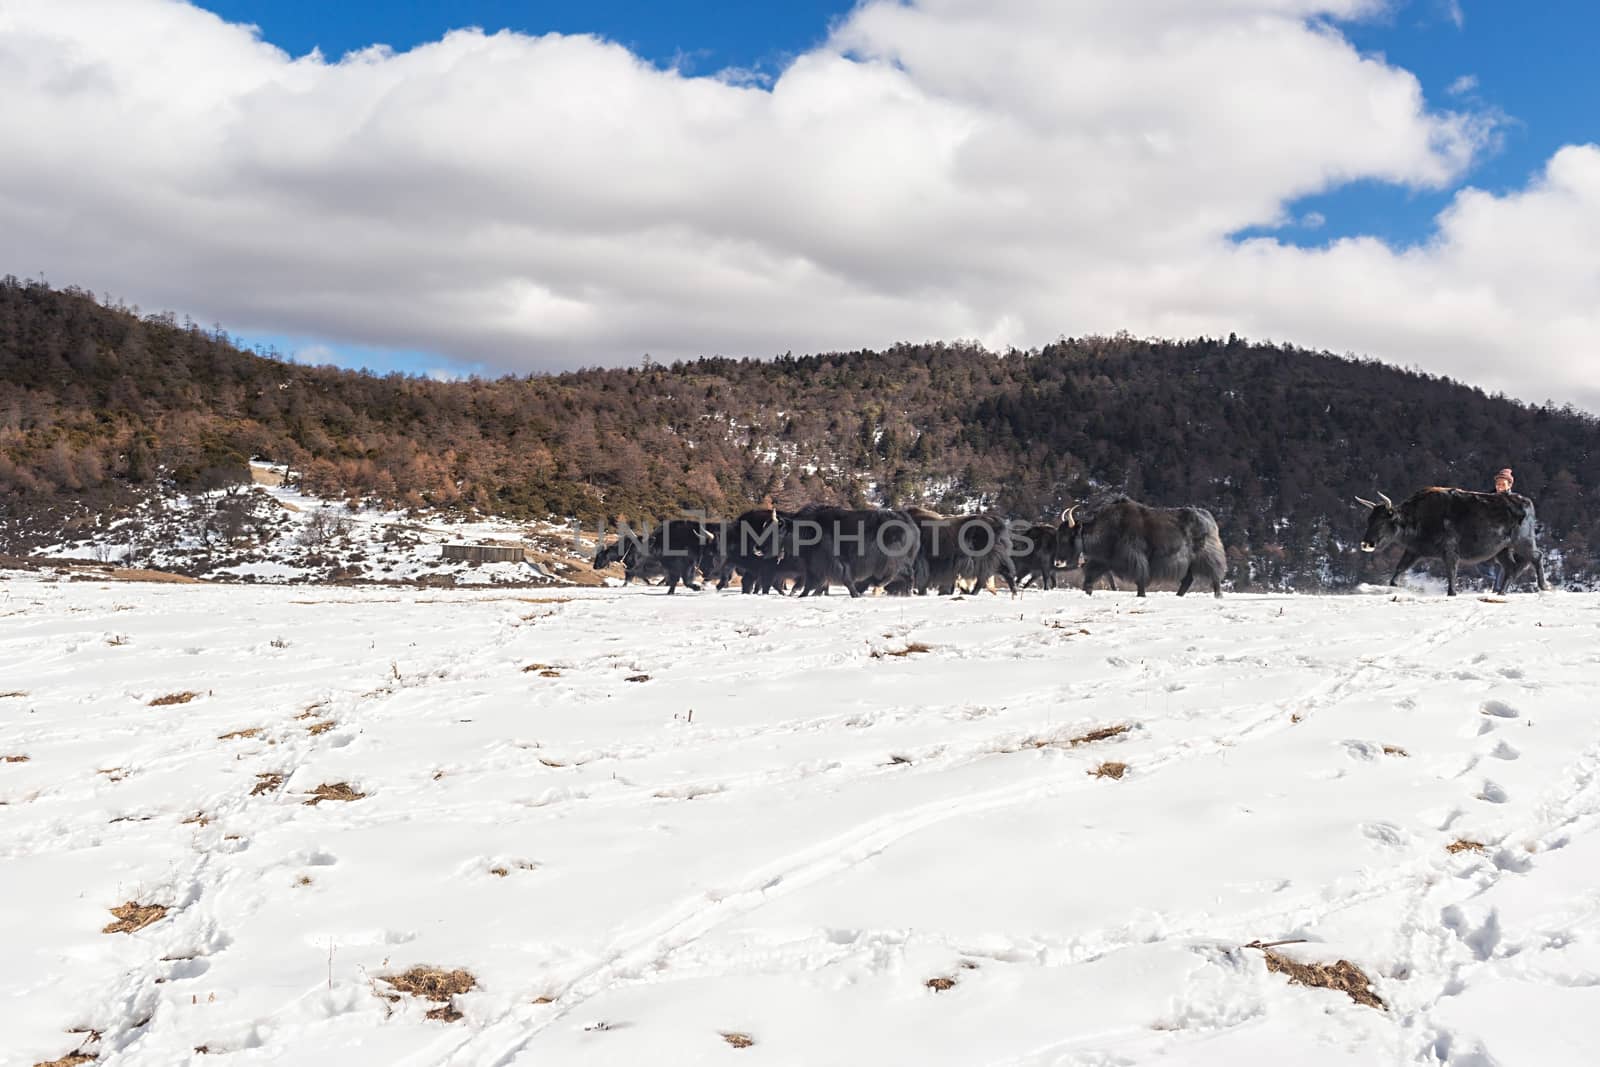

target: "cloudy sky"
[3,0,1597,409]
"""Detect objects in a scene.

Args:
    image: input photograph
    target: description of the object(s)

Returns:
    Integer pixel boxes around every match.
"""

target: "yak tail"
[1183,508,1227,583]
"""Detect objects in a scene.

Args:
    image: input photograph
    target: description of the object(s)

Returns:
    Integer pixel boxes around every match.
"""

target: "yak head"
[1355,492,1396,552]
[592,541,620,569]
[1056,505,1084,566]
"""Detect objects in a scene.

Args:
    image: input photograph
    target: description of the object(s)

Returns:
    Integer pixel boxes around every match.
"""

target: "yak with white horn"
[1058,495,1226,598]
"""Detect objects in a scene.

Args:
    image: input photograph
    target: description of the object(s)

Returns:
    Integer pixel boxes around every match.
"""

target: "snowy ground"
[4,576,1599,1067]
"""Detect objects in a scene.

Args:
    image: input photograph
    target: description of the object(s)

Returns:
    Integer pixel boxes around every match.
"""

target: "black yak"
[908,509,1017,596]
[779,506,921,597]
[1060,495,1226,598]
[1357,488,1546,596]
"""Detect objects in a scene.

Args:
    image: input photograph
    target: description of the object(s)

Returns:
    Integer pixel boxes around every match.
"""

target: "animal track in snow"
[1476,780,1510,804]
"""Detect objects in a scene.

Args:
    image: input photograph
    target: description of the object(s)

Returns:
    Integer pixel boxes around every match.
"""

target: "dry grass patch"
[516,596,574,605]
[1,690,29,698]
[294,874,313,887]
[217,727,261,741]
[148,691,198,707]
[925,976,957,992]
[107,568,204,584]
[181,812,212,828]
[523,663,563,677]
[250,772,285,796]
[33,1054,96,1067]
[307,720,336,736]
[1014,722,1133,753]
[381,966,476,1022]
[303,782,365,805]
[4,754,29,763]
[1257,946,1385,1010]
[871,641,933,659]
[1447,839,1486,855]
[103,902,168,934]
[1090,760,1128,780]
[1382,744,1409,757]
[97,767,128,782]
[625,674,651,683]
[721,1032,755,1049]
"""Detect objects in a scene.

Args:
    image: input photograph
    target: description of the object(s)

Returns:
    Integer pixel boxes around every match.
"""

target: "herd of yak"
[590,486,1549,599]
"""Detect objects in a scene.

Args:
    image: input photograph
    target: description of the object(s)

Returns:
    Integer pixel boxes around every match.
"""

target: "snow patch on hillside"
[36,462,597,586]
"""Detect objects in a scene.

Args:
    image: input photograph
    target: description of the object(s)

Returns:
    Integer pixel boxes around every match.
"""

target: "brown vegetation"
[1257,946,1385,1010]
[148,691,198,707]
[871,641,932,659]
[33,1054,96,1067]
[381,966,476,1022]
[1090,761,1128,780]
[250,772,285,795]
[103,902,168,934]
[303,782,365,805]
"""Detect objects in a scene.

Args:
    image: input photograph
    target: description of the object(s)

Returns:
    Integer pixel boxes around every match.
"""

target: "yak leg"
[1491,550,1516,594]
[1443,545,1459,597]
[1082,562,1111,595]
[1389,549,1419,586]
[1212,574,1223,598]
[1176,570,1194,597]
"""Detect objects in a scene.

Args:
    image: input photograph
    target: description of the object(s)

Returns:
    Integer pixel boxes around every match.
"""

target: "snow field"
[3,578,1599,1066]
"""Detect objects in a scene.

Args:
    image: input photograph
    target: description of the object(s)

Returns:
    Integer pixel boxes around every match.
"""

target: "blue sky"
[200,1,855,84]
[1258,1,1595,247]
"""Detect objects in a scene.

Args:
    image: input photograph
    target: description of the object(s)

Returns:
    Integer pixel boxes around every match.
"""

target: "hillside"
[2,277,1596,589]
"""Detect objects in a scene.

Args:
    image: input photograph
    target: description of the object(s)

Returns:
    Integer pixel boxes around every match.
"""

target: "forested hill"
[2,277,1596,589]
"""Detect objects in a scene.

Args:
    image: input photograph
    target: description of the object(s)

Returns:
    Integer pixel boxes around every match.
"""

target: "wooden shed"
[441,543,526,563]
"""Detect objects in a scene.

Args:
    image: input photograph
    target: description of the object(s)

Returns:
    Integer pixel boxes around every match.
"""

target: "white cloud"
[1448,73,1479,96]
[1,0,1596,411]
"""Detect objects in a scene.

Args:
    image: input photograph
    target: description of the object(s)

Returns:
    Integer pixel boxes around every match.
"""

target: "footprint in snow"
[1362,821,1409,848]
[1476,780,1510,804]
[1479,699,1519,718]
[1486,740,1520,761]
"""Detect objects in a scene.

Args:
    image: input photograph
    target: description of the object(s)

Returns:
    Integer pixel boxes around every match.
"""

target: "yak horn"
[1061,505,1078,528]
[1355,496,1377,509]
[1377,491,1393,508]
